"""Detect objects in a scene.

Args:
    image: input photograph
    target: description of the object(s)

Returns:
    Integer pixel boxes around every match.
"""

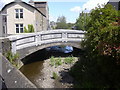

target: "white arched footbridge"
[7,29,85,59]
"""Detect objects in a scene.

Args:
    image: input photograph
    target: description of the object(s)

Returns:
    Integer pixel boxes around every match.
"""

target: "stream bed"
[20,56,78,88]
[20,47,81,88]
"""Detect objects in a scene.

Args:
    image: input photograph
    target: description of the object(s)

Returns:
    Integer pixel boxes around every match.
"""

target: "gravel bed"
[40,57,78,88]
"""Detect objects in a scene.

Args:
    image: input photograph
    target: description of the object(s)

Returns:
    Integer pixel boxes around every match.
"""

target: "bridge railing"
[7,29,85,53]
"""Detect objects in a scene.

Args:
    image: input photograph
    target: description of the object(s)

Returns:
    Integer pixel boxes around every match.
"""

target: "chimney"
[14,0,22,2]
[29,0,34,6]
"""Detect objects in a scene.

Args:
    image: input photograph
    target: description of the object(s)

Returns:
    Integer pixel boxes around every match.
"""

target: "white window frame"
[15,24,24,33]
[15,9,23,19]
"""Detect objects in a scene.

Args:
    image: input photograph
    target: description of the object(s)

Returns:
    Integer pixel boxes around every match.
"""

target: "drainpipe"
[1,13,8,37]
[42,16,43,30]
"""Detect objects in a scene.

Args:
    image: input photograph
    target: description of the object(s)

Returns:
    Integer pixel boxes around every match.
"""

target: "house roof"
[1,0,46,17]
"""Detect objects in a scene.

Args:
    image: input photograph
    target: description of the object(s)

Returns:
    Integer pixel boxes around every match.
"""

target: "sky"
[0,0,110,23]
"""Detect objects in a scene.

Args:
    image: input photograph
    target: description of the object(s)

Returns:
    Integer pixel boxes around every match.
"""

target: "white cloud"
[70,6,81,13]
[49,15,57,22]
[1,0,13,4]
[70,0,109,13]
[82,0,109,11]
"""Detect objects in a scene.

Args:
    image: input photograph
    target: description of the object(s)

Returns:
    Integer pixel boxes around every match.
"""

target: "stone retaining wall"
[1,53,37,88]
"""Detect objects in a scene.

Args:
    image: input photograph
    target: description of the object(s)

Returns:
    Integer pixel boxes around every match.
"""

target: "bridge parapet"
[7,29,85,54]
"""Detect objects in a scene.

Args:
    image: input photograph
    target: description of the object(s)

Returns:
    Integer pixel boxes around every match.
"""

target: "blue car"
[63,46,73,53]
[46,46,73,53]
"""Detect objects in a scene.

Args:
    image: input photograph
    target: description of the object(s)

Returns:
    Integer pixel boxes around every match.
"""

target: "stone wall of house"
[35,10,43,31]
[0,13,2,37]
[34,1,49,30]
[108,1,119,10]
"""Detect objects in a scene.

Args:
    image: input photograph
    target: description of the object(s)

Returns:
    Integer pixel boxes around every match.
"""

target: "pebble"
[39,57,78,88]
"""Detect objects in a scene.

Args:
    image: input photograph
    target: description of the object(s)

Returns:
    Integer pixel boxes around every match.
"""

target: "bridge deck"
[6,29,85,53]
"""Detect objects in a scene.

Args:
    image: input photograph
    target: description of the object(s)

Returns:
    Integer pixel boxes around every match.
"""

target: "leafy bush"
[5,51,19,68]
[82,4,120,64]
[55,58,62,67]
[64,56,75,64]
[24,24,34,33]
[70,4,120,88]
[50,56,55,66]
[75,11,91,30]
[50,56,63,67]
[52,72,58,79]
[50,56,75,67]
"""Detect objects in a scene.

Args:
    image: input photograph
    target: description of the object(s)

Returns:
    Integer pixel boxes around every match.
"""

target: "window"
[3,16,7,22]
[16,24,23,33]
[15,9,23,19]
[3,26,5,34]
[20,9,23,18]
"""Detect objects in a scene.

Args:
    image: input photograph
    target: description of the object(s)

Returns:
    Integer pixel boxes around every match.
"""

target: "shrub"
[5,51,19,68]
[64,56,74,64]
[50,56,63,67]
[50,56,55,66]
[52,72,58,79]
[70,4,120,88]
[55,58,63,67]
[24,24,34,33]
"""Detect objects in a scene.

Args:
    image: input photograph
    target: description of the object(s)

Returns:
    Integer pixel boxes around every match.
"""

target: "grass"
[50,56,55,66]
[52,72,58,79]
[5,51,19,68]
[50,56,63,67]
[55,58,63,67]
[64,56,75,64]
[50,56,75,67]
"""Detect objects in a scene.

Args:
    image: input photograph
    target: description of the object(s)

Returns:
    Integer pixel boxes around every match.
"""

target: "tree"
[75,11,91,30]
[56,16,68,29]
[70,4,120,88]
[24,24,34,33]
[67,23,74,29]
[83,4,120,64]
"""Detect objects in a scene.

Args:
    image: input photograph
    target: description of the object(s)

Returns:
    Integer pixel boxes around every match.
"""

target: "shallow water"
[20,60,44,88]
[19,47,81,88]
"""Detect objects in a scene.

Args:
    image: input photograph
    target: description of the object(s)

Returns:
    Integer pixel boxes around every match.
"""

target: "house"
[108,0,120,25]
[108,0,120,10]
[0,0,49,37]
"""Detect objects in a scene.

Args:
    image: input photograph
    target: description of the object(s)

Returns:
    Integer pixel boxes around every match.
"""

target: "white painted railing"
[7,29,85,53]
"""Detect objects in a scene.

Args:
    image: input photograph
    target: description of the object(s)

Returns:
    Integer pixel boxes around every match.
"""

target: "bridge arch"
[17,42,81,60]
[7,29,85,59]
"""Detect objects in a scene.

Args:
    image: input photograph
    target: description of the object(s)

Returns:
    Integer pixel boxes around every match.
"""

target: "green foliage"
[70,4,120,88]
[50,56,55,66]
[64,56,75,64]
[83,4,120,63]
[50,56,63,67]
[5,51,19,68]
[70,55,120,88]
[56,16,68,29]
[24,27,28,33]
[52,72,58,79]
[67,23,74,29]
[55,58,62,67]
[75,11,91,30]
[24,24,34,33]
[50,56,75,67]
